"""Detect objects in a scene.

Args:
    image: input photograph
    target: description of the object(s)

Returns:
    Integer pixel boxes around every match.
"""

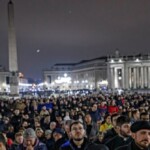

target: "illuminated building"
[44,52,150,90]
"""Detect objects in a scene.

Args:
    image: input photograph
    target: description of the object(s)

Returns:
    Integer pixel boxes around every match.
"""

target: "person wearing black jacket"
[60,121,108,150]
[53,128,67,150]
[16,128,47,150]
[105,115,132,150]
[10,132,23,150]
[116,121,150,150]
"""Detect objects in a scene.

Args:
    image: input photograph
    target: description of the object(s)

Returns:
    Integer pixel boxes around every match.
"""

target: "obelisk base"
[9,71,19,96]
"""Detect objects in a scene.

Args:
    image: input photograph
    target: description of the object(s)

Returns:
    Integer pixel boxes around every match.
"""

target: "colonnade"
[109,65,150,89]
[128,66,150,89]
[110,67,124,89]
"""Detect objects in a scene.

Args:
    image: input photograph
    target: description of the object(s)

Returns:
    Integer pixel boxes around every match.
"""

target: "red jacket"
[108,106,119,114]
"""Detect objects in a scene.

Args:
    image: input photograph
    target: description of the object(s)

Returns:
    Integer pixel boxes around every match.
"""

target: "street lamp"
[64,73,67,77]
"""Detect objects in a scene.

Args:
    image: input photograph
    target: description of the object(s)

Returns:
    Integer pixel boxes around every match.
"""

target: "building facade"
[44,57,108,90]
[43,53,150,90]
[108,54,150,90]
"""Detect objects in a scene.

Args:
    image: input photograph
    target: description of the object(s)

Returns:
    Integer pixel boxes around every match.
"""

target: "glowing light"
[85,80,88,83]
[111,59,114,63]
[118,77,122,80]
[55,76,71,84]
[64,73,67,77]
[90,85,93,89]
[51,82,54,85]
[44,81,48,85]
[86,85,89,88]
[2,83,6,87]
[135,58,139,62]
[19,72,24,78]
[19,83,32,86]
[119,59,122,62]
[99,80,108,85]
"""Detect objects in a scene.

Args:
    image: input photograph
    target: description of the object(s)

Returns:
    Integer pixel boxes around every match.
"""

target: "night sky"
[0,0,150,80]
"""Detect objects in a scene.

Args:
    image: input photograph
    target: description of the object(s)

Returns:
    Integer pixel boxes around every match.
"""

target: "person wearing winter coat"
[116,121,150,150]
[60,121,109,150]
[16,128,47,150]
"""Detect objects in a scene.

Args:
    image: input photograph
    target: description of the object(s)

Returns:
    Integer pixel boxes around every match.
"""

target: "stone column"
[114,68,118,88]
[144,66,148,88]
[122,68,125,89]
[133,67,137,89]
[148,67,150,88]
[140,67,144,89]
[110,68,114,89]
[124,65,129,89]
[128,67,132,89]
[107,65,111,89]
[136,67,139,88]
[143,66,145,87]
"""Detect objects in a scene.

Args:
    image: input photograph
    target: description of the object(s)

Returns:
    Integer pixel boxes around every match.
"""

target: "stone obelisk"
[8,0,19,95]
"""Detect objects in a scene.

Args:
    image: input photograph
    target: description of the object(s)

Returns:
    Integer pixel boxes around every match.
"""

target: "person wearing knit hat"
[23,128,37,139]
[116,121,150,150]
[130,120,150,133]
[53,128,65,136]
[17,128,48,150]
[45,130,52,137]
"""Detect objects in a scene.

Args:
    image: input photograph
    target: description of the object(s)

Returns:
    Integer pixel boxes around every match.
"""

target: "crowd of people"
[0,92,150,150]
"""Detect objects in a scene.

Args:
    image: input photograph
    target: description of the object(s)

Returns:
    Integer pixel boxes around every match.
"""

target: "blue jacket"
[16,139,47,150]
[60,138,109,150]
